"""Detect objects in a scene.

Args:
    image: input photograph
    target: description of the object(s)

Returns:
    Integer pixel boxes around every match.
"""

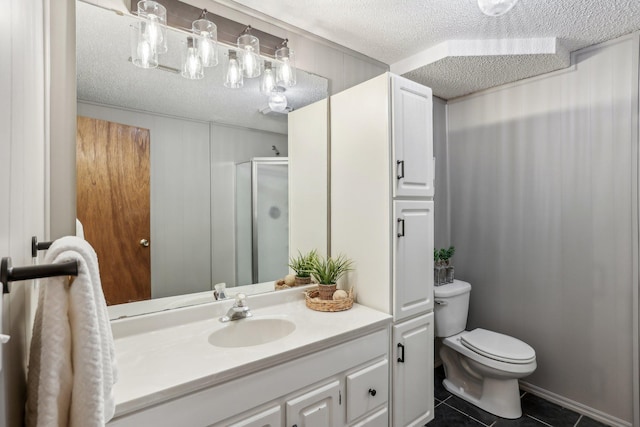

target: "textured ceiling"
[76,2,328,133]
[224,0,640,98]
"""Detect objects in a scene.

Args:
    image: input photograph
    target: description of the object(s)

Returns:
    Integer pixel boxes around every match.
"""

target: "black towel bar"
[1,257,78,294]
[31,236,53,257]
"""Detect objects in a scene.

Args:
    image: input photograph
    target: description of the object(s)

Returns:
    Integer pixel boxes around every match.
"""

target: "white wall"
[0,0,47,425]
[447,35,639,425]
[433,97,449,249]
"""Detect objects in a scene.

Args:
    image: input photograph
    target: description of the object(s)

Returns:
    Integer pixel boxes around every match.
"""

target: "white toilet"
[434,279,536,419]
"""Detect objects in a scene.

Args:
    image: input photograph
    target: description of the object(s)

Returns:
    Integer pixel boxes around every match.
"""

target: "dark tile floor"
[427,366,611,427]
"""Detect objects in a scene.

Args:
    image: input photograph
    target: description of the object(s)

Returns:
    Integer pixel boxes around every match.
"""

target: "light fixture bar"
[127,57,180,74]
[153,0,287,58]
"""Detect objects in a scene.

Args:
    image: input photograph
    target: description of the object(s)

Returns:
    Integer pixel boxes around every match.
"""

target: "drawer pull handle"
[368,388,377,397]
[397,342,405,363]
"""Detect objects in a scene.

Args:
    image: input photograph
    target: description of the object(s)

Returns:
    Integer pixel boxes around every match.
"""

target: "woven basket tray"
[304,287,354,312]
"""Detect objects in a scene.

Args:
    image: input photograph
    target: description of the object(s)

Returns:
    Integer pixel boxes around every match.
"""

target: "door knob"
[139,239,150,247]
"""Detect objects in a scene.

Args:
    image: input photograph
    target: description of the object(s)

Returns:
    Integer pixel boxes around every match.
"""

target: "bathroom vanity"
[107,289,392,426]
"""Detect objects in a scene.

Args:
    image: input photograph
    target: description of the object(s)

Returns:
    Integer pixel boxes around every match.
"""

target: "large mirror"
[75,1,328,317]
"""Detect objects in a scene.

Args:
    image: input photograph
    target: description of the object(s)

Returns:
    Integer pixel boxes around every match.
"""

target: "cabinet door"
[391,74,434,198]
[393,200,434,321]
[392,313,434,427]
[286,381,341,427]
[227,405,282,427]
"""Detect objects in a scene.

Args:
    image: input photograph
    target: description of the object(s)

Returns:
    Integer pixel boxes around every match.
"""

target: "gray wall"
[446,35,638,424]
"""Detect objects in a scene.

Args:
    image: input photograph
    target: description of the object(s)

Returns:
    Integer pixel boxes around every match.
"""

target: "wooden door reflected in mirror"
[76,116,151,305]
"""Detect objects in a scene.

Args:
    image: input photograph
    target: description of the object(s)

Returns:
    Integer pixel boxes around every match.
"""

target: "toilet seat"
[460,328,536,364]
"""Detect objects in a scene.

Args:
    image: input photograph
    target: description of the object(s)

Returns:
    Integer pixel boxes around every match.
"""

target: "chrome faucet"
[220,293,252,322]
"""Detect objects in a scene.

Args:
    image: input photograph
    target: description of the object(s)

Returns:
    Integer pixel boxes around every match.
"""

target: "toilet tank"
[434,280,472,337]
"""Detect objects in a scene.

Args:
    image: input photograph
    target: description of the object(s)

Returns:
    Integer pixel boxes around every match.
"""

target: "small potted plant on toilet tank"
[439,246,455,284]
[310,253,353,300]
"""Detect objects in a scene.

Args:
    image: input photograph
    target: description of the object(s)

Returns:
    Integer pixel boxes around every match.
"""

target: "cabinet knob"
[140,239,150,247]
[368,388,377,397]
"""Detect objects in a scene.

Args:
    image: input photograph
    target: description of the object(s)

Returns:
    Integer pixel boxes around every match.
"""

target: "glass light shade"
[192,18,218,67]
[224,50,244,89]
[237,33,261,78]
[261,62,276,94]
[181,37,204,80]
[130,23,158,69]
[137,0,167,54]
[275,44,296,87]
[477,0,519,16]
[268,91,287,112]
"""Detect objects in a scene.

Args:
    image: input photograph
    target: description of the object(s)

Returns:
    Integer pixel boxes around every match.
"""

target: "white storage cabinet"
[330,72,435,426]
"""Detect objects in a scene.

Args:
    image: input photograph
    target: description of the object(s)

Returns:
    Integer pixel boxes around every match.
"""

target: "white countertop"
[111,289,392,417]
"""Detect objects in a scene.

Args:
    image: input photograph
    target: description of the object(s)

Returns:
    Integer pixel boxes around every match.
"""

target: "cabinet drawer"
[346,359,389,422]
[226,405,281,427]
[349,408,388,427]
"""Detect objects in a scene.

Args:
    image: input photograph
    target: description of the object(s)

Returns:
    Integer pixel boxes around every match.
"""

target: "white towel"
[26,236,117,427]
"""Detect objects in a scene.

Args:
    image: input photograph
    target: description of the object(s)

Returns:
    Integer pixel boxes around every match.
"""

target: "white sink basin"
[208,317,296,348]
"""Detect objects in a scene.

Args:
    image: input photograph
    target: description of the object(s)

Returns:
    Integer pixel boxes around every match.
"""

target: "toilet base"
[442,376,522,419]
[440,343,528,419]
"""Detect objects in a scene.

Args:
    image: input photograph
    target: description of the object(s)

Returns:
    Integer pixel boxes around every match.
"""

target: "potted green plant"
[434,248,443,286]
[310,254,354,300]
[439,246,455,284]
[288,249,319,286]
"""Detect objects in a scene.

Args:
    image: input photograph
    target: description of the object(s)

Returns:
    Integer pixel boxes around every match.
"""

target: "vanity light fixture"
[191,10,218,68]
[130,22,159,69]
[181,36,204,80]
[477,0,519,16]
[261,61,276,93]
[238,26,261,78]
[275,39,296,87]
[268,87,288,112]
[224,50,244,88]
[136,0,167,54]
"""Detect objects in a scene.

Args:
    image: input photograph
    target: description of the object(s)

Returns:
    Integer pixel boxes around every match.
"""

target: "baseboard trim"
[519,381,632,427]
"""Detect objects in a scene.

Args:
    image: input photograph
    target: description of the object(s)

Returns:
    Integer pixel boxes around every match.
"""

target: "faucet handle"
[234,293,247,307]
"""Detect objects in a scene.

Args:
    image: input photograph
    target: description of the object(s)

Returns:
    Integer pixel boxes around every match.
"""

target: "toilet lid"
[461,328,536,364]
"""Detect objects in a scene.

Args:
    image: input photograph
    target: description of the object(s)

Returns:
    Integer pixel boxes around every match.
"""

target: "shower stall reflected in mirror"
[235,158,289,286]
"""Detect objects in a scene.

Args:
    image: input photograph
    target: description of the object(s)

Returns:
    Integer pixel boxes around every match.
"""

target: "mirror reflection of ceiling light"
[137,0,167,53]
[181,36,204,80]
[130,22,158,69]
[191,12,218,68]
[275,39,296,87]
[261,61,276,93]
[268,87,288,112]
[477,0,519,16]
[238,26,262,78]
[224,50,244,88]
